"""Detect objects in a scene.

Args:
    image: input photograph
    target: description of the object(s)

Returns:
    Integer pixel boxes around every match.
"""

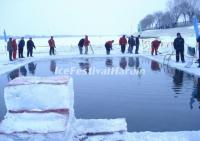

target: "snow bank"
[4,76,73,112]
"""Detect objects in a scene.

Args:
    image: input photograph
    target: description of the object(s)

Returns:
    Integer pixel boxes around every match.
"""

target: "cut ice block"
[7,76,69,86]
[0,112,69,134]
[4,76,74,112]
[74,119,127,136]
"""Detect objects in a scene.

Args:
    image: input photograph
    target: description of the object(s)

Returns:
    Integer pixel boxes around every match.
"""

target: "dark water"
[0,57,200,132]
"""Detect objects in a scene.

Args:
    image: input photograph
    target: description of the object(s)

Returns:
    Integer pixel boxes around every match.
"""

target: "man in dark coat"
[7,37,13,61]
[27,38,36,57]
[18,37,25,58]
[128,35,135,54]
[173,33,185,63]
[197,36,200,68]
[78,38,84,55]
[135,35,140,54]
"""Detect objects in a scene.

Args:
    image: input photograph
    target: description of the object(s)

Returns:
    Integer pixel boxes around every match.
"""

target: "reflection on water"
[119,57,127,70]
[28,62,37,75]
[105,58,113,68]
[50,60,56,74]
[151,60,161,71]
[190,78,200,109]
[173,69,184,96]
[20,66,27,76]
[8,69,19,81]
[2,57,200,132]
[79,59,90,74]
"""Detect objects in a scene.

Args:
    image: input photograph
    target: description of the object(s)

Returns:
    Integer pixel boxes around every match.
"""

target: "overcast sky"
[0,0,168,36]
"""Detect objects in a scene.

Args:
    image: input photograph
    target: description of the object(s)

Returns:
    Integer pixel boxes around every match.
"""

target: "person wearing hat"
[105,40,114,55]
[84,35,90,55]
[128,35,135,54]
[151,39,161,56]
[173,33,185,63]
[7,37,13,61]
[48,36,56,55]
[119,35,127,54]
[197,36,200,67]
[18,37,25,58]
[135,35,140,54]
[27,37,36,57]
[12,39,18,60]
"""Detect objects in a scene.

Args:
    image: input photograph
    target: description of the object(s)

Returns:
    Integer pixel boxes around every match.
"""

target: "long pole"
[3,29,8,55]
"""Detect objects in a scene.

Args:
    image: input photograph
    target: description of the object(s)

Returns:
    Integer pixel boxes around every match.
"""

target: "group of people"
[6,36,56,61]
[78,35,91,55]
[7,37,36,61]
[151,32,200,67]
[6,33,200,68]
[119,35,140,54]
[78,35,141,55]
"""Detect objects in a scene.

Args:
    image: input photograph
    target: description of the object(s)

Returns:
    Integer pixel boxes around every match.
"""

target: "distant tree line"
[139,0,200,31]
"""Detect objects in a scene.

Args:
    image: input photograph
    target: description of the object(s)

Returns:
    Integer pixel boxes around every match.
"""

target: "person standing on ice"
[119,35,127,54]
[173,33,185,63]
[48,36,56,55]
[27,38,36,57]
[84,35,90,55]
[18,37,25,58]
[7,37,13,61]
[197,36,200,68]
[135,35,140,54]
[151,39,161,56]
[78,38,85,55]
[12,39,17,60]
[105,40,114,55]
[128,35,135,54]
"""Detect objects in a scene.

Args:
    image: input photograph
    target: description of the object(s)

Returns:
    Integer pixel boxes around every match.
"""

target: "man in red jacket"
[12,39,18,60]
[48,36,56,55]
[119,35,127,54]
[105,40,114,55]
[84,35,90,55]
[151,39,161,56]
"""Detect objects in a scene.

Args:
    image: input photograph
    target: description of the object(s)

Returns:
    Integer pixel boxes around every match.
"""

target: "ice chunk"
[74,119,127,136]
[0,131,67,141]
[4,76,74,112]
[0,112,69,134]
[7,76,69,86]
